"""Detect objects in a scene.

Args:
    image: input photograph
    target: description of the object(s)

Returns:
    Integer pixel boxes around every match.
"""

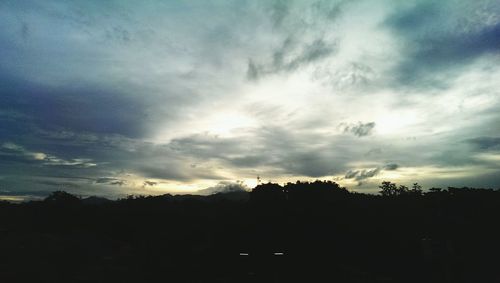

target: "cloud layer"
[1,0,500,199]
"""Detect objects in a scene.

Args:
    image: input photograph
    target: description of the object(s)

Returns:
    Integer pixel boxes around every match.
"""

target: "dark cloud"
[340,122,376,137]
[386,2,500,87]
[95,177,115,184]
[143,181,158,187]
[35,180,81,189]
[345,163,399,184]
[165,127,353,178]
[227,155,266,168]
[95,177,126,186]
[280,151,341,177]
[356,168,380,180]
[345,168,381,184]
[383,163,399,171]
[316,0,349,20]
[344,170,359,179]
[279,39,335,71]
[268,0,350,29]
[270,0,290,28]
[467,137,500,151]
[169,134,243,159]
[21,22,29,40]
[0,142,97,168]
[247,59,260,81]
[365,148,382,156]
[0,75,149,138]
[105,26,131,43]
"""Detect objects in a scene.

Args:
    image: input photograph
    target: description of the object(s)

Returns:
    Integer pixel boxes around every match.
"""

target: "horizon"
[2,178,499,203]
[1,0,500,201]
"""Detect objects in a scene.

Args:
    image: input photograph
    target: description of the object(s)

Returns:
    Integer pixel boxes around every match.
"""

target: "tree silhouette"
[379,181,397,196]
[410,183,423,195]
[0,181,499,282]
[397,185,409,195]
[44,191,81,205]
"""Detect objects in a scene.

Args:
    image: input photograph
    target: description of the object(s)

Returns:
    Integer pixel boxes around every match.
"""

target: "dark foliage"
[0,180,499,282]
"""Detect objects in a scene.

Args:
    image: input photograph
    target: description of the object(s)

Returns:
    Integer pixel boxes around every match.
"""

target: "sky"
[1,0,500,200]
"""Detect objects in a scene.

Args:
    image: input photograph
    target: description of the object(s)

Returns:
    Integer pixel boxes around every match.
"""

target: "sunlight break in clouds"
[1,0,500,199]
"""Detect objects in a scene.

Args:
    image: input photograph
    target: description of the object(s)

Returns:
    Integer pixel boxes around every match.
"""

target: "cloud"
[36,180,81,189]
[385,1,500,87]
[95,177,127,186]
[247,37,337,80]
[270,0,290,28]
[0,76,157,138]
[467,137,500,151]
[345,168,381,183]
[344,170,359,179]
[165,128,353,179]
[1,142,48,162]
[340,122,376,137]
[43,158,97,168]
[1,142,96,168]
[345,163,400,184]
[2,142,25,152]
[197,181,248,195]
[143,181,158,187]
[383,163,399,171]
[313,62,376,91]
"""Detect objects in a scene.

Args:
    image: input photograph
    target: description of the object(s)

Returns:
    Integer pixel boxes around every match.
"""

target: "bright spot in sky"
[375,112,419,135]
[204,112,255,136]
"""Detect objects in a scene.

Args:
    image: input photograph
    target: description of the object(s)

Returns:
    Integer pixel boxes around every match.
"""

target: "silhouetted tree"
[44,191,81,206]
[397,185,409,195]
[379,181,398,196]
[1,181,499,283]
[410,183,423,195]
[283,180,348,202]
[250,182,285,202]
[428,187,443,194]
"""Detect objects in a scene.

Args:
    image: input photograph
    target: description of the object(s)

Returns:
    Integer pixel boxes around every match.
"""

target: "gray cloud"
[345,163,400,185]
[467,137,500,151]
[36,180,81,189]
[270,0,290,28]
[167,127,355,179]
[313,62,376,91]
[383,163,399,171]
[143,181,158,187]
[247,38,337,80]
[340,122,376,137]
[386,1,500,87]
[197,181,248,195]
[95,177,127,186]
[345,168,381,185]
[0,142,96,168]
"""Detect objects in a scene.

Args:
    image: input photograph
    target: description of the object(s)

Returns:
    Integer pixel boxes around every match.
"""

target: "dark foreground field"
[1,181,499,283]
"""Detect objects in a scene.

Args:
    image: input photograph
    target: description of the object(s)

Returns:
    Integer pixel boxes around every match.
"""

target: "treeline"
[3,179,497,207]
[0,181,499,283]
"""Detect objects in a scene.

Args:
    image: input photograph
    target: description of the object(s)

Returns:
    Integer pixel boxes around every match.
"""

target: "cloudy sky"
[1,0,500,200]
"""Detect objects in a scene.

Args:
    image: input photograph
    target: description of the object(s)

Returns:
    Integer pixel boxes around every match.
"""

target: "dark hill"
[0,181,499,283]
